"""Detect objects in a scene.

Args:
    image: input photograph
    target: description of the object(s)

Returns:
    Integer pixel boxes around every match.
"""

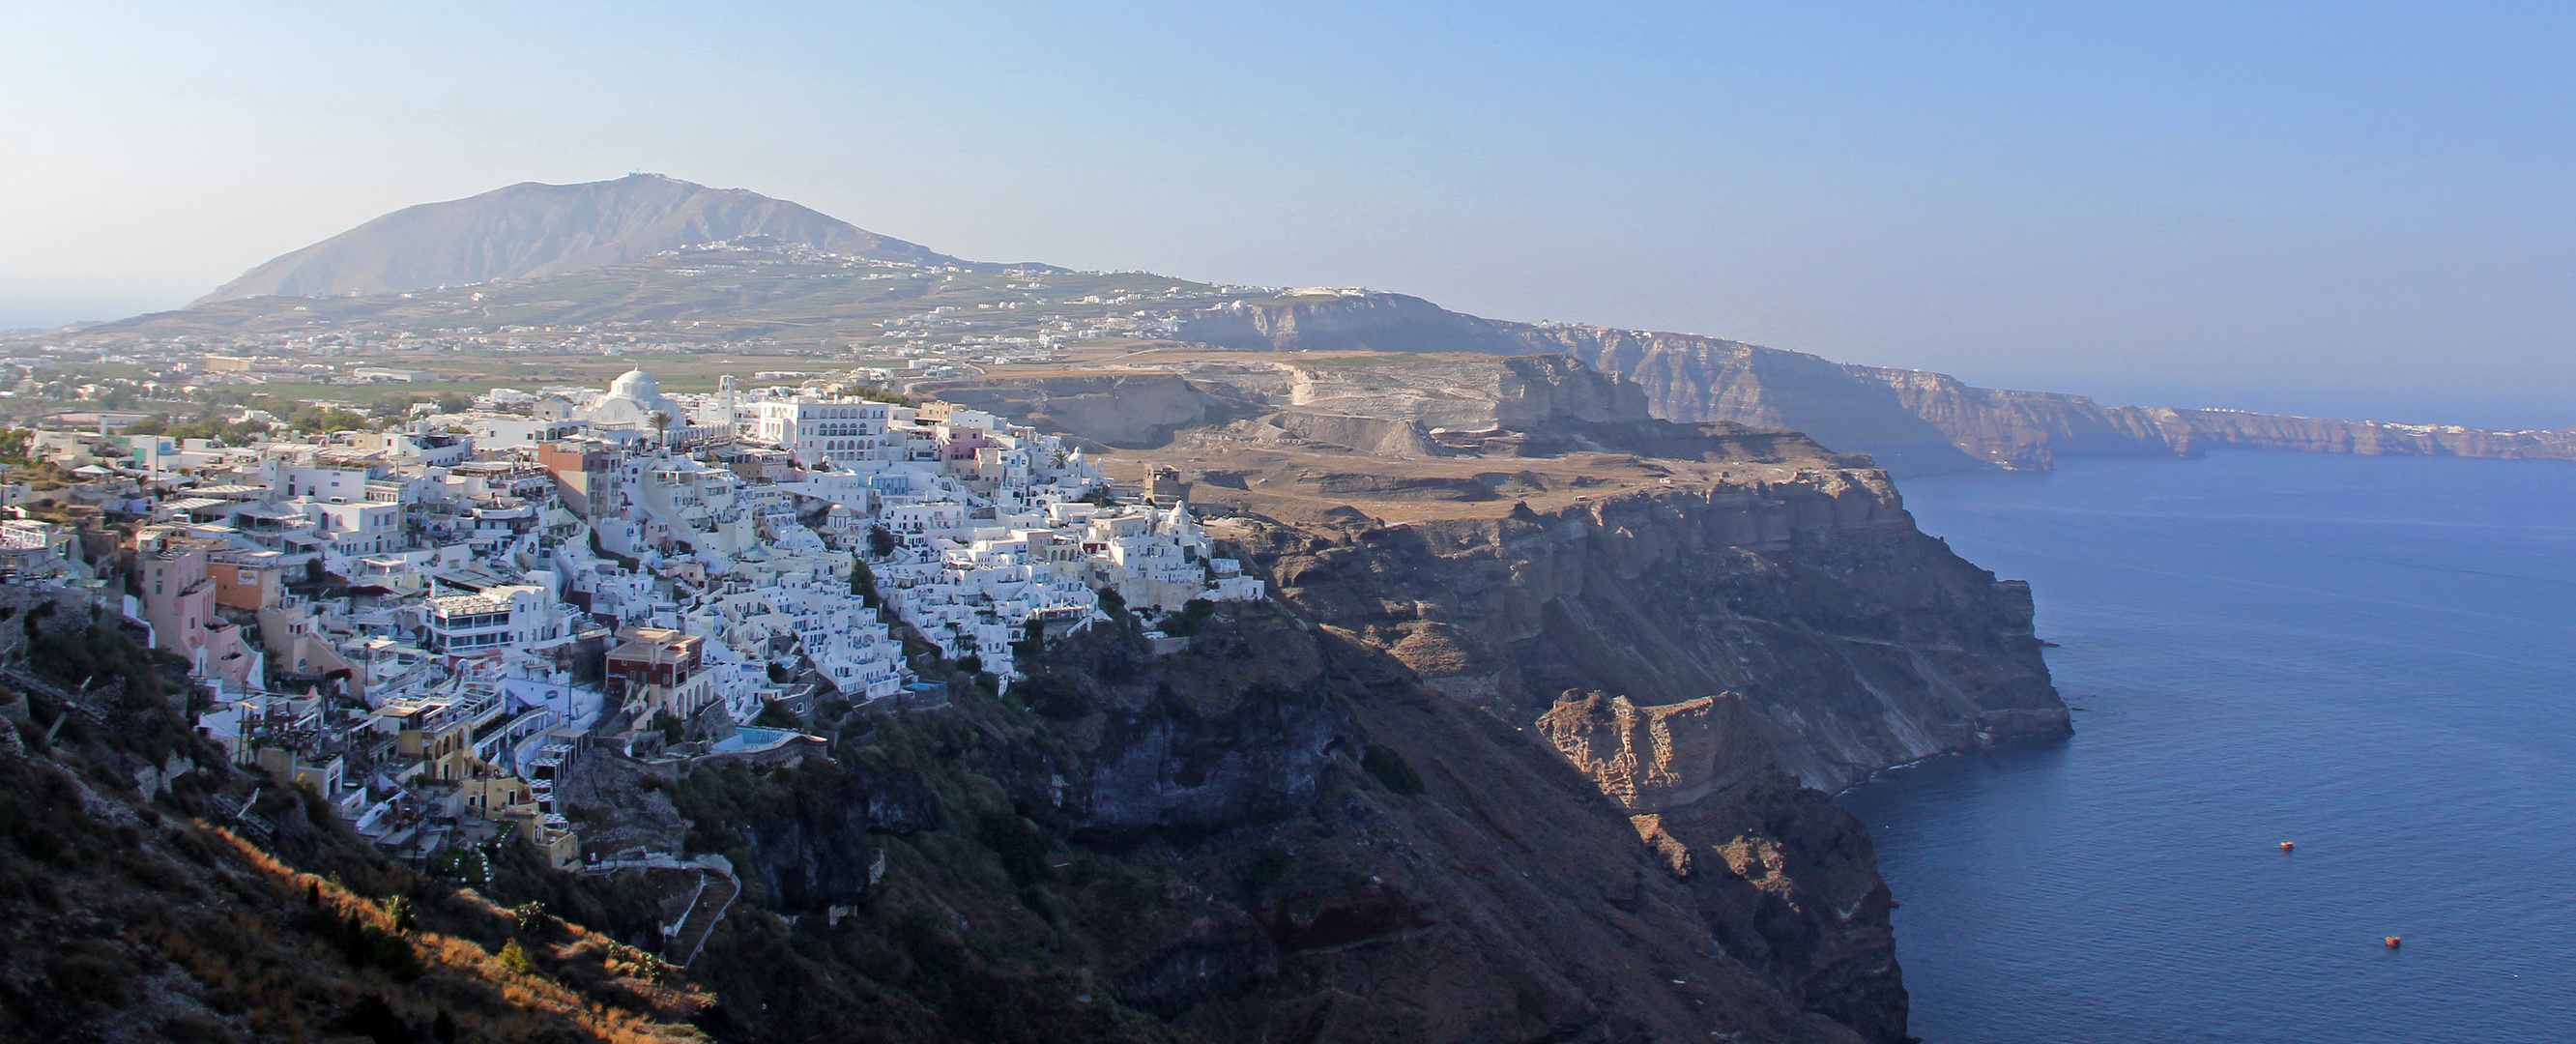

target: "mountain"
[92,178,2576,475]
[193,174,971,304]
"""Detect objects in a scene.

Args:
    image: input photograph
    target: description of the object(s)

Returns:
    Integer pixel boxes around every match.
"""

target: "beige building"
[605,627,715,722]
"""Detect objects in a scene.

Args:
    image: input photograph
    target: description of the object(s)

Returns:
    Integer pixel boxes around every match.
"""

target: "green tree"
[497,939,539,977]
[849,559,880,607]
[289,406,372,434]
[380,894,417,934]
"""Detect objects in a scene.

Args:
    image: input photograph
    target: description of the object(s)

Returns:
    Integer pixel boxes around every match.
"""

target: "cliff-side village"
[0,367,1261,881]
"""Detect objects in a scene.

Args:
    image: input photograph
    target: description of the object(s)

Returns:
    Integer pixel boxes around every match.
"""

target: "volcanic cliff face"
[674,606,1877,1044]
[941,350,2068,790]
[1224,471,2066,792]
[1846,365,2576,470]
[1174,292,2576,475]
[929,349,2069,1041]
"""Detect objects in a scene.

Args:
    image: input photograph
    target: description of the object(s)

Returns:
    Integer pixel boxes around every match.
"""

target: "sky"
[5,2,2573,427]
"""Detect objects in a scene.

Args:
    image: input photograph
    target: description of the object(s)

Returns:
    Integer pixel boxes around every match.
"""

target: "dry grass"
[171,825,714,1042]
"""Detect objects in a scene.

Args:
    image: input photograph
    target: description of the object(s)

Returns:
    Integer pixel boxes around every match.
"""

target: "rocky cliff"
[927,349,2070,1040]
[1,599,1880,1043]
[1175,292,2576,476]
[1221,469,2066,792]
[928,351,2069,791]
[0,352,2065,1043]
[1850,364,2576,471]
[661,606,1879,1044]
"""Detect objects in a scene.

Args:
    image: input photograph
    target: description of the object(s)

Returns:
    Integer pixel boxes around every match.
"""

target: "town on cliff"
[0,366,1263,872]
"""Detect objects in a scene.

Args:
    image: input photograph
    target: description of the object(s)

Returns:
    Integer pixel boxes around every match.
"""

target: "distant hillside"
[195,174,972,304]
[1176,294,2576,476]
[101,178,2576,475]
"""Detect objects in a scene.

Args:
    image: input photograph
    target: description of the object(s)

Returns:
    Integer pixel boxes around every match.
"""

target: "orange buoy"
[2385,936,2402,948]
[2280,841,2295,852]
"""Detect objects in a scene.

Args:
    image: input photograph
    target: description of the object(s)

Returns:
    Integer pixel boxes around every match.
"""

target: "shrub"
[497,938,539,977]
[44,941,132,1005]
[1162,598,1216,637]
[976,813,1052,887]
[379,894,416,934]
[1363,744,1426,795]
[507,900,556,935]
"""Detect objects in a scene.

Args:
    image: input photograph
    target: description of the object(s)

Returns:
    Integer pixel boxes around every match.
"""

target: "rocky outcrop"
[713,757,941,914]
[1629,770,1903,1044]
[1534,690,1903,1039]
[1019,609,1346,840]
[1230,470,2068,793]
[1539,691,1771,813]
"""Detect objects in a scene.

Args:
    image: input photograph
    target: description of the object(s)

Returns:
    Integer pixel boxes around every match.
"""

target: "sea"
[1836,450,2576,1044]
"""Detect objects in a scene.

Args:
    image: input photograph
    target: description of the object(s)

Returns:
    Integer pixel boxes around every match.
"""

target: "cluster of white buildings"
[5,365,1266,873]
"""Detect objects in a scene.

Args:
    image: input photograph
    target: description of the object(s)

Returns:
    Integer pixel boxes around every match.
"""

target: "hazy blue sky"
[7,2,2572,426]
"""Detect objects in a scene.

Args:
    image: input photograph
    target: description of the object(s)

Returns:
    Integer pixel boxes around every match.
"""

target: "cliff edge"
[930,349,2072,1040]
[1173,292,2576,476]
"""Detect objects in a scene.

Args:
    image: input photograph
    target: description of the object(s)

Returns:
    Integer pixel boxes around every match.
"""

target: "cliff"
[633,606,1880,1044]
[1175,293,2576,476]
[0,353,2063,1042]
[926,350,2070,1040]
[1849,364,2576,470]
[926,351,2069,790]
[0,603,1874,1043]
[1221,471,2066,792]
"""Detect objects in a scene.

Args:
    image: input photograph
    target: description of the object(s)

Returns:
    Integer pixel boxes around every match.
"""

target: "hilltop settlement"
[0,366,1262,879]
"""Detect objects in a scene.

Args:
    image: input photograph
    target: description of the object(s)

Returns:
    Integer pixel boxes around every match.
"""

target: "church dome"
[609,369,660,399]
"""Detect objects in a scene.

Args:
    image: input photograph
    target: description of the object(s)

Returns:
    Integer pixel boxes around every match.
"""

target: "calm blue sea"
[1838,450,2576,1044]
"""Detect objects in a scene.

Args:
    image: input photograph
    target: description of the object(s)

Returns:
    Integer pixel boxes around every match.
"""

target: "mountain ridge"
[1176,293,2576,476]
[195,174,987,304]
[120,178,2576,475]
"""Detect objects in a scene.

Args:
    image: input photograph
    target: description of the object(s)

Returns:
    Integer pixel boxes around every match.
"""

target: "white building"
[748,398,894,469]
[423,585,575,654]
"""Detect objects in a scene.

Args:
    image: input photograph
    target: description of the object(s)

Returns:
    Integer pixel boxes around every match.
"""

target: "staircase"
[666,869,740,968]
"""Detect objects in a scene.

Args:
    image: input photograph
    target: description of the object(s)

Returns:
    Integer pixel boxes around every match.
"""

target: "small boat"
[2280,841,2295,852]
[2385,936,2402,948]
